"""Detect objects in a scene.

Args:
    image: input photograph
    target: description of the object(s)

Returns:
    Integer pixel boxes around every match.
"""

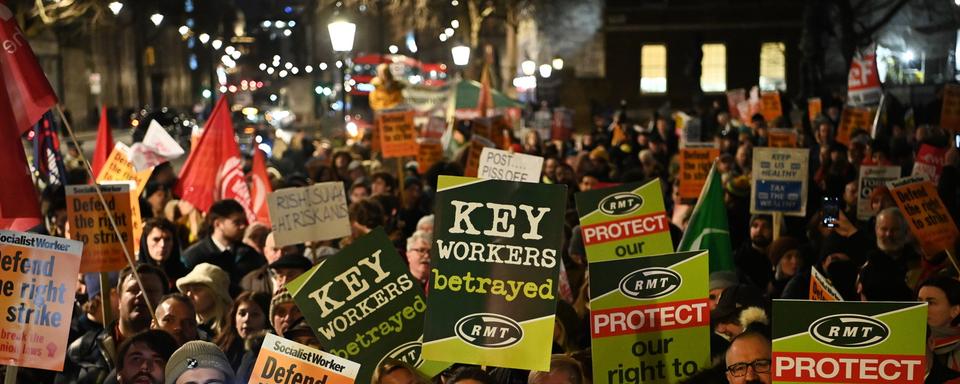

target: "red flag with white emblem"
[248,148,272,226]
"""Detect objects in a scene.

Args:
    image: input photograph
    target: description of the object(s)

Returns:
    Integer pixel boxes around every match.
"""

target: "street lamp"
[552,57,564,71]
[539,64,552,78]
[452,45,471,66]
[108,1,123,15]
[328,17,356,132]
[521,60,536,76]
[150,13,164,27]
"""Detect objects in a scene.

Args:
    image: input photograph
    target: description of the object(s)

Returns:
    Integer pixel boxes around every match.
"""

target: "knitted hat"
[164,340,235,384]
[270,289,295,320]
[176,263,232,306]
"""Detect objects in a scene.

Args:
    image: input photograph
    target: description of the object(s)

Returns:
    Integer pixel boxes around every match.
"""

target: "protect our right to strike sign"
[751,147,809,217]
[772,300,926,383]
[589,250,710,384]
[252,333,360,384]
[477,147,543,183]
[575,179,673,262]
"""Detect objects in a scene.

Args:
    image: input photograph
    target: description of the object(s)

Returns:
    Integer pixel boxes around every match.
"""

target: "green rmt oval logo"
[599,193,643,215]
[379,340,423,368]
[619,268,682,299]
[809,314,890,348]
[454,313,523,348]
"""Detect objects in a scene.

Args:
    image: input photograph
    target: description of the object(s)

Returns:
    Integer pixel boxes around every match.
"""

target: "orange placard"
[807,97,822,125]
[96,143,150,253]
[417,140,444,174]
[809,267,842,301]
[0,231,82,371]
[252,333,360,384]
[377,110,418,158]
[767,128,798,148]
[941,84,960,133]
[463,139,485,178]
[760,91,782,123]
[66,184,134,272]
[836,107,874,146]
[888,177,959,258]
[678,147,719,203]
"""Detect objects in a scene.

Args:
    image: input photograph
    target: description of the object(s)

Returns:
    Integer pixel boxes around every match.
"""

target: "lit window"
[700,43,726,92]
[759,42,786,91]
[640,44,667,93]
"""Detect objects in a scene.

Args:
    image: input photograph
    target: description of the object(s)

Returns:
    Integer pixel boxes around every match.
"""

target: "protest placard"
[678,147,719,203]
[726,89,746,119]
[847,47,883,106]
[836,107,873,146]
[576,179,673,262]
[251,333,360,384]
[97,143,152,252]
[807,97,822,125]
[0,231,82,371]
[857,165,901,220]
[942,83,960,133]
[267,182,350,247]
[422,116,447,139]
[751,147,809,217]
[66,184,134,272]
[417,140,444,174]
[772,300,926,383]
[760,91,782,123]
[912,144,946,184]
[589,250,710,384]
[378,109,418,158]
[766,129,798,148]
[477,147,543,183]
[808,267,843,301]
[463,139,486,178]
[887,176,959,258]
[422,176,567,371]
[288,228,446,383]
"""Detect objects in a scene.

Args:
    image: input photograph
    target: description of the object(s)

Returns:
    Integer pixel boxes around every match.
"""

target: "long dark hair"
[215,291,270,353]
[137,217,187,284]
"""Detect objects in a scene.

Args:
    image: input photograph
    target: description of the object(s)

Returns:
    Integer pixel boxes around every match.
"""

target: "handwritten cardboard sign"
[477,147,543,183]
[267,182,351,247]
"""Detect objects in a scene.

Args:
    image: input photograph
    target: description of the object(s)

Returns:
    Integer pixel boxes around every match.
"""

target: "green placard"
[575,179,673,262]
[288,228,446,383]
[772,300,927,383]
[589,250,710,384]
[422,176,567,371]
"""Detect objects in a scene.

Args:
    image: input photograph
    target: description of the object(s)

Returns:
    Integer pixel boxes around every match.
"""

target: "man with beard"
[115,330,177,384]
[65,265,168,384]
[864,207,924,286]
[724,329,773,384]
[734,215,774,289]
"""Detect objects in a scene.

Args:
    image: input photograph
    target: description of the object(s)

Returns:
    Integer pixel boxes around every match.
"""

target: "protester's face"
[750,219,773,248]
[236,301,267,339]
[272,302,302,336]
[146,228,173,263]
[875,212,906,252]
[779,250,801,277]
[381,367,418,384]
[148,189,169,213]
[120,274,164,332]
[262,233,283,264]
[182,284,215,315]
[708,288,724,311]
[118,342,165,384]
[153,299,198,345]
[816,123,831,144]
[725,334,772,384]
[544,158,558,179]
[716,321,744,339]
[843,182,858,206]
[350,186,370,203]
[735,146,751,168]
[270,267,306,293]
[406,239,431,282]
[372,178,389,195]
[579,176,598,192]
[174,368,225,384]
[217,213,248,243]
[919,286,960,328]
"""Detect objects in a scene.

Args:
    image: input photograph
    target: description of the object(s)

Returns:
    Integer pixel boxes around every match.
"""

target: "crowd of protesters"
[10,90,960,384]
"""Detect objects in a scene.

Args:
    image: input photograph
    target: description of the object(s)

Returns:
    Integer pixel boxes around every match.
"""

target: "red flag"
[248,149,272,226]
[91,105,113,177]
[175,97,253,217]
[0,4,58,135]
[477,64,493,118]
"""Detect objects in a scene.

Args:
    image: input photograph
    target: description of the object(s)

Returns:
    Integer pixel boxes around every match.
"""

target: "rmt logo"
[454,313,523,348]
[618,267,682,300]
[599,193,643,216]
[809,314,890,348]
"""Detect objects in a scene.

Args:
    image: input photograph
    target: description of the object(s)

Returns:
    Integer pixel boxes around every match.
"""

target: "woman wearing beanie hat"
[177,263,233,338]
[165,340,236,384]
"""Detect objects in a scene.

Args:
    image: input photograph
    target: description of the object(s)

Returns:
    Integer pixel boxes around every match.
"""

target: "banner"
[772,300,926,383]
[590,250,710,384]
[267,182,350,247]
[477,147,543,183]
[766,129,798,148]
[378,109,418,158]
[751,147,809,217]
[857,165,901,220]
[251,333,360,384]
[847,46,883,107]
[726,89,746,120]
[836,107,874,146]
[575,179,673,262]
[887,176,959,258]
[422,176,567,371]
[66,184,134,272]
[417,140,444,174]
[941,83,960,133]
[808,267,843,301]
[911,144,946,184]
[807,97,822,125]
[0,231,81,371]
[678,147,719,203]
[760,91,783,123]
[288,228,446,383]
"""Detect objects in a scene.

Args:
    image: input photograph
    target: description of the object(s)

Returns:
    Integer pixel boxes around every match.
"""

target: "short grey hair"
[416,215,434,230]
[406,230,432,251]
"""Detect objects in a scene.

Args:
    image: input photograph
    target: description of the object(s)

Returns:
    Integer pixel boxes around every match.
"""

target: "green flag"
[678,160,734,272]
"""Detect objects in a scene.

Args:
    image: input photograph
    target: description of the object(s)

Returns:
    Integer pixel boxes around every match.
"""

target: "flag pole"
[54,105,156,318]
[4,366,17,383]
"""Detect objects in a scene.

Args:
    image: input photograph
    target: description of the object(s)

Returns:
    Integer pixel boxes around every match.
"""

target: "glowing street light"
[552,57,564,71]
[328,19,356,52]
[539,64,552,78]
[150,13,164,27]
[521,60,536,76]
[108,1,123,15]
[211,39,223,50]
[452,45,471,66]
[198,33,210,44]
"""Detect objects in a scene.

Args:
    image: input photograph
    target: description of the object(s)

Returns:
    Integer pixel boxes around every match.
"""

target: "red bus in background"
[420,63,449,87]
[349,54,448,95]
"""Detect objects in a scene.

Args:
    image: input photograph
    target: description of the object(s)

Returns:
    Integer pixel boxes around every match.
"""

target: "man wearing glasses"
[725,330,772,384]
[406,230,432,289]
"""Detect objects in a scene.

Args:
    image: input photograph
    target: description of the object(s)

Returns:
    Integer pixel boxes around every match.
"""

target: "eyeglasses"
[726,359,771,377]
[408,248,429,254]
